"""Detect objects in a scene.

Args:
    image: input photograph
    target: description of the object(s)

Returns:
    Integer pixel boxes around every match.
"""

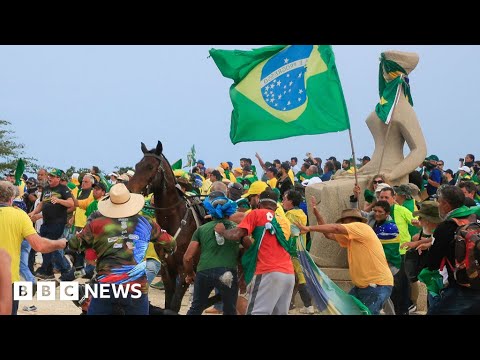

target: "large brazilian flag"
[209,45,350,144]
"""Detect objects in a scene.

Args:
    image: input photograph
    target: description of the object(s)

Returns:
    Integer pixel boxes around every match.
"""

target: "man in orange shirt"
[215,189,294,315]
[296,208,393,315]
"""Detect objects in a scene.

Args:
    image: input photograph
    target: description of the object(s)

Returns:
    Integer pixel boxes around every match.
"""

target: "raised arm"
[255,152,267,172]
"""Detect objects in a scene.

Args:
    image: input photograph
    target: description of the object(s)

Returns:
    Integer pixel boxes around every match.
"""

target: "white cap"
[126,170,135,177]
[108,172,119,178]
[375,183,392,194]
[458,166,472,174]
[72,173,79,180]
[302,177,323,187]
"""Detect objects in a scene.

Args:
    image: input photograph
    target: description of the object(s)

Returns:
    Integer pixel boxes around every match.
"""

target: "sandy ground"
[17,275,192,315]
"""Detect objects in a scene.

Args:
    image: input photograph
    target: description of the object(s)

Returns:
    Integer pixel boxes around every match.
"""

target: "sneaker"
[59,268,76,282]
[150,281,164,290]
[408,304,417,314]
[299,306,315,314]
[204,306,223,314]
[22,305,37,312]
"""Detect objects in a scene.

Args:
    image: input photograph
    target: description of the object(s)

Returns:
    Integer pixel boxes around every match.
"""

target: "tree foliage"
[114,166,135,175]
[0,120,38,175]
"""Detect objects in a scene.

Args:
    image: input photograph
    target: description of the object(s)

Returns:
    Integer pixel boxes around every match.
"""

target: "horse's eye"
[147,164,154,171]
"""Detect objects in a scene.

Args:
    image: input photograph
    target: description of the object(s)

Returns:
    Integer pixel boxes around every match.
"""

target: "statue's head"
[381,50,419,81]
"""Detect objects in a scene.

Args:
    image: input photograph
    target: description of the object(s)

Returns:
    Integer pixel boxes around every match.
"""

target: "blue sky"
[0,45,477,175]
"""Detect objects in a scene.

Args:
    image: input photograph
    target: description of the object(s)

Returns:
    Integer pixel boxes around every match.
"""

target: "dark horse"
[127,141,201,312]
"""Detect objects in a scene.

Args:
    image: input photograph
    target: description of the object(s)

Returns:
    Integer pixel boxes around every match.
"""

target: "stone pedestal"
[305,175,369,268]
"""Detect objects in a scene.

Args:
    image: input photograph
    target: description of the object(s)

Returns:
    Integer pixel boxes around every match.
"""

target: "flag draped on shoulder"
[209,45,350,144]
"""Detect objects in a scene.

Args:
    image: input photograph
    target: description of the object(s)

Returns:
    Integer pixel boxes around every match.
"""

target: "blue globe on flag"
[260,45,313,112]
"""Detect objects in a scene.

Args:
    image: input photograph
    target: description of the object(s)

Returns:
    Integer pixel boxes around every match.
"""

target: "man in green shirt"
[183,191,240,315]
[85,182,107,218]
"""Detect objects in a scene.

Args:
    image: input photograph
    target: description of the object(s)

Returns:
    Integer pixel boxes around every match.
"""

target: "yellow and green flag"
[375,53,413,124]
[209,45,350,144]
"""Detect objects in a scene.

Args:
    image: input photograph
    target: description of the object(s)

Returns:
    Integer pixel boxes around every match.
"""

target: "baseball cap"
[327,156,337,162]
[266,166,278,175]
[197,160,205,165]
[241,181,269,198]
[375,183,392,194]
[426,154,439,162]
[27,177,37,185]
[117,174,130,182]
[459,165,472,174]
[357,156,371,161]
[48,168,63,177]
[93,182,107,192]
[281,161,291,171]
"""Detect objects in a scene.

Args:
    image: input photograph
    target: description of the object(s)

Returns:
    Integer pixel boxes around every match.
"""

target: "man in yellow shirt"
[0,181,68,314]
[296,208,393,315]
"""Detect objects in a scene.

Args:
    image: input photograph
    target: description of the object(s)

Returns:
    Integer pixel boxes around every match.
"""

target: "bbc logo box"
[13,281,142,301]
[14,281,79,301]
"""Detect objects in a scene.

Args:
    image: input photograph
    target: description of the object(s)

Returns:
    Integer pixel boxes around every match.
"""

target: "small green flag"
[171,159,182,170]
[209,45,350,144]
[14,159,25,186]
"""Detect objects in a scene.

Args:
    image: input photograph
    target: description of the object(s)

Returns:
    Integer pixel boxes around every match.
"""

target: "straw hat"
[97,183,145,218]
[335,208,367,224]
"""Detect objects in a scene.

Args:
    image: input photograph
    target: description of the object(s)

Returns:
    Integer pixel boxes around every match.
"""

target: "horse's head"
[127,141,164,195]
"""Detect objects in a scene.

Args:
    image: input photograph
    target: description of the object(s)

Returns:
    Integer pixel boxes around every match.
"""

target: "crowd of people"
[1,151,480,315]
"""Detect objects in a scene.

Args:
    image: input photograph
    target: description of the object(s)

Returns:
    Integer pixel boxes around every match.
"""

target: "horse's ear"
[141,142,148,154]
[155,141,163,156]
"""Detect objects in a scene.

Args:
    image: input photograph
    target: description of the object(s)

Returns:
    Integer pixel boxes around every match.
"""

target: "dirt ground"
[17,275,192,315]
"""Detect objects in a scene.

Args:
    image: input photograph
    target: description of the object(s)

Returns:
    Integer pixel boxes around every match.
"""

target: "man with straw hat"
[69,183,175,315]
[295,208,393,315]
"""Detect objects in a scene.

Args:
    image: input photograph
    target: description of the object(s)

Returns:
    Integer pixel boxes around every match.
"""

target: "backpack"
[445,220,480,289]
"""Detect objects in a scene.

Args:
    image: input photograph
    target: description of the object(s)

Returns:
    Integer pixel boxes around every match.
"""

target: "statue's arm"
[389,112,427,182]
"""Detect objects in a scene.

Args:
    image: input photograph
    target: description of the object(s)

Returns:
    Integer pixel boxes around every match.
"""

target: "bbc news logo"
[13,282,142,301]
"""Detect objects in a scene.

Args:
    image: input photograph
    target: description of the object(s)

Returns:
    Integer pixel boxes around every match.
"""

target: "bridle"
[142,152,185,211]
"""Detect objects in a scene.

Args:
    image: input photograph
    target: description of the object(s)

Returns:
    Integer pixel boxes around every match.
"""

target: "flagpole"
[347,128,360,210]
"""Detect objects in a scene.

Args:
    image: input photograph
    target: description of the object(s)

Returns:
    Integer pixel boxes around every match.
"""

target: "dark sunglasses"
[373,180,384,184]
